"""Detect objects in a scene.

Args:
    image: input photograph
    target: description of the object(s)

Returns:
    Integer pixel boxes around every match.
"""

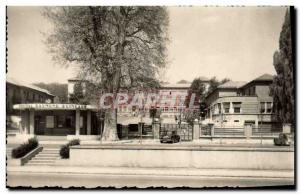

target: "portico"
[13,104,101,137]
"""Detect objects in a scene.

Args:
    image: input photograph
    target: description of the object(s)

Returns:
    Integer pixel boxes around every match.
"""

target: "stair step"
[22,145,63,166]
[38,155,59,157]
[26,164,56,166]
[35,154,59,157]
[41,150,60,152]
[34,155,59,158]
[27,163,56,166]
[40,150,59,153]
[39,152,59,155]
[28,160,56,163]
[32,157,58,160]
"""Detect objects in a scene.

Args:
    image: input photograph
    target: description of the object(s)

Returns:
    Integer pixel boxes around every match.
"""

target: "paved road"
[7,172,294,188]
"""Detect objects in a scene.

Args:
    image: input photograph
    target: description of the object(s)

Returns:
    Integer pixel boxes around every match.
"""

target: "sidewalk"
[7,166,294,179]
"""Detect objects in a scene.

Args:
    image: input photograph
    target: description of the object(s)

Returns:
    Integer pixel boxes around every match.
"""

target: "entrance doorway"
[34,116,45,135]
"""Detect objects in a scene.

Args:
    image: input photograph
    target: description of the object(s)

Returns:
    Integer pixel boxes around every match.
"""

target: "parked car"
[274,133,291,146]
[160,131,180,143]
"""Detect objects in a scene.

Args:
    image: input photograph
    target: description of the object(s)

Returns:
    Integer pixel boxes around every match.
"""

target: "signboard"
[13,104,87,110]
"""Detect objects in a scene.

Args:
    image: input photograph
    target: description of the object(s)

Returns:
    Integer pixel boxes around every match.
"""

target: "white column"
[271,102,273,113]
[229,102,234,113]
[244,123,252,139]
[264,102,267,113]
[221,103,224,114]
[75,109,80,135]
[87,111,91,135]
[193,120,200,140]
[29,110,35,134]
[20,111,28,134]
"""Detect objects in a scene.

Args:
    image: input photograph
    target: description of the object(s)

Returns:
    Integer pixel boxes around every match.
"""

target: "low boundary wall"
[69,144,294,170]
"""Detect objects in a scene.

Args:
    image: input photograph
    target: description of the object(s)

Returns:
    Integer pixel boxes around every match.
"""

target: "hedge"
[60,139,80,159]
[12,138,39,159]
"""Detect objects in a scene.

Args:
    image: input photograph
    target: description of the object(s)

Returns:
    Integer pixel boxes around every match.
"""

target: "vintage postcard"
[6,6,295,189]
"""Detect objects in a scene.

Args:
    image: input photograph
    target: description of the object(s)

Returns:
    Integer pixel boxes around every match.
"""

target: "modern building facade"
[205,74,279,131]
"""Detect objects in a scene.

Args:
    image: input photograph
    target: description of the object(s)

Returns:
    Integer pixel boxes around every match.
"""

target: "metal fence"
[160,123,193,141]
[201,125,212,136]
[214,127,244,136]
[252,123,282,137]
[200,123,284,138]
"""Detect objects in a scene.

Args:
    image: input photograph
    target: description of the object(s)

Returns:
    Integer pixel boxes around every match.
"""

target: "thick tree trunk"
[101,8,126,142]
[101,108,119,141]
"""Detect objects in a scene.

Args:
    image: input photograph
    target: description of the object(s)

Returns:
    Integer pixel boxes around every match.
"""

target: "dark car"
[274,133,291,146]
[160,131,180,143]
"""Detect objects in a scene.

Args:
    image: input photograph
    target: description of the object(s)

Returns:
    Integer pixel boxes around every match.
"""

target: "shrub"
[60,145,70,159]
[12,138,39,159]
[59,139,80,159]
[68,139,80,146]
[28,137,38,148]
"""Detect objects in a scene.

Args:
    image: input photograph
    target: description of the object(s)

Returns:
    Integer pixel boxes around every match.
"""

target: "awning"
[13,103,98,111]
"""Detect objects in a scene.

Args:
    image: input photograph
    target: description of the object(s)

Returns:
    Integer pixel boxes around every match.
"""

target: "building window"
[251,86,256,95]
[26,91,29,101]
[56,115,75,128]
[223,102,230,113]
[57,116,65,128]
[217,103,221,114]
[46,116,54,128]
[266,102,272,113]
[233,102,241,113]
[234,120,239,123]
[260,102,265,113]
[66,116,73,128]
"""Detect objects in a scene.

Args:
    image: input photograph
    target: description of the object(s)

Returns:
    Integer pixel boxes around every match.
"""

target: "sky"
[7,6,287,84]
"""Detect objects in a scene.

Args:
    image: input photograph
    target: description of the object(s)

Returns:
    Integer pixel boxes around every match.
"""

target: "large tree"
[44,7,169,140]
[207,77,230,96]
[190,77,206,101]
[189,76,230,120]
[270,9,294,124]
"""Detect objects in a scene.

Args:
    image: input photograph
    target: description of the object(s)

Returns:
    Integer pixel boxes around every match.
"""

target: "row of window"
[23,90,46,103]
[118,106,186,113]
[216,120,240,123]
[11,88,48,103]
[212,102,242,114]
[211,101,273,115]
[260,102,272,113]
[45,115,83,129]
